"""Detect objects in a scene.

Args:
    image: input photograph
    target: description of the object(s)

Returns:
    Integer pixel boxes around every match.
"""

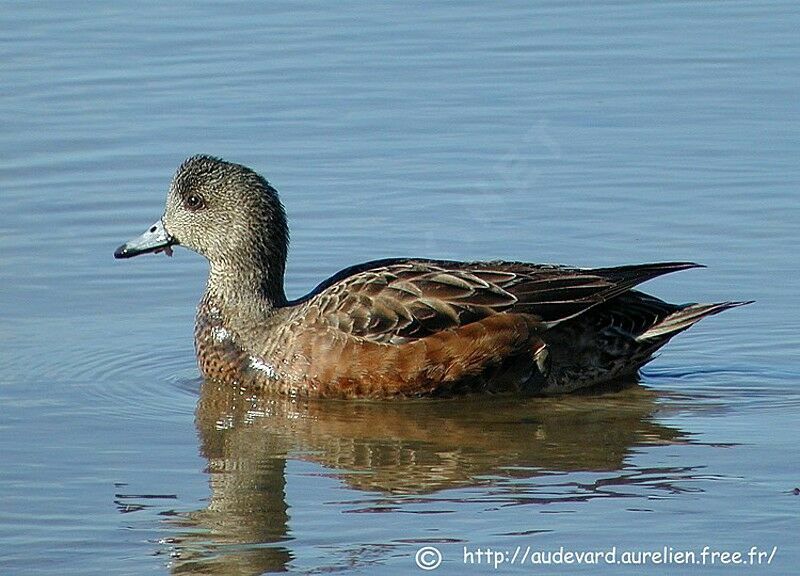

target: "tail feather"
[636,300,753,342]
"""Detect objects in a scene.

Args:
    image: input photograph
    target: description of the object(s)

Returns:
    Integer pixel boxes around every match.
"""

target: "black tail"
[636,300,753,342]
[539,294,751,393]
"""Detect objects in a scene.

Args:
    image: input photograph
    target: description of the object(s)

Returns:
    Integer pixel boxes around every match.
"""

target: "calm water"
[1,2,798,574]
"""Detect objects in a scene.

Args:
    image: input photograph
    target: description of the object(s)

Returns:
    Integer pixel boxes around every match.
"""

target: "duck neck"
[202,182,290,327]
[205,239,289,325]
[206,227,287,324]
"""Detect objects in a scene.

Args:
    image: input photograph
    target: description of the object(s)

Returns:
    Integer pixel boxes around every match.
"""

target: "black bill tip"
[114,243,134,259]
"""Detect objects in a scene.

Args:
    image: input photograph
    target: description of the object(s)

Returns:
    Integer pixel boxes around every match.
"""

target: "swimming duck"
[115,155,749,398]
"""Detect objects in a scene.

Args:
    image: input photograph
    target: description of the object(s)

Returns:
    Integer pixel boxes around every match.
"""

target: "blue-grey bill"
[114,219,176,259]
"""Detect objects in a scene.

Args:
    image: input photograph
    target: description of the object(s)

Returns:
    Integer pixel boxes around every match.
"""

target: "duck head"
[115,155,289,303]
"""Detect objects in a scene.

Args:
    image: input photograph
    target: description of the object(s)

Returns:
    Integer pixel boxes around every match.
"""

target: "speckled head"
[115,155,290,304]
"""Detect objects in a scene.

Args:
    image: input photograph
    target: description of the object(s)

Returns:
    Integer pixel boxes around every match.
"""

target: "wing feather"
[298,258,700,343]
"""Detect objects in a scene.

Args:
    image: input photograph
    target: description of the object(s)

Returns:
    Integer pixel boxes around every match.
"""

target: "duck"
[115,155,749,399]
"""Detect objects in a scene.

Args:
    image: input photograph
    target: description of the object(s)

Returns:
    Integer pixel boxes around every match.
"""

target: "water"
[1,2,798,574]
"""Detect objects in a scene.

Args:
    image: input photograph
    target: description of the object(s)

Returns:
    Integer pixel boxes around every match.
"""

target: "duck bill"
[114,219,177,259]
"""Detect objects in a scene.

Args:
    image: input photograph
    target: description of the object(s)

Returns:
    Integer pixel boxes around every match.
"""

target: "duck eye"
[185,194,205,210]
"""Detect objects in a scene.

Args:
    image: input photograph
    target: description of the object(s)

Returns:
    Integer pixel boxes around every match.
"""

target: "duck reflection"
[166,380,689,573]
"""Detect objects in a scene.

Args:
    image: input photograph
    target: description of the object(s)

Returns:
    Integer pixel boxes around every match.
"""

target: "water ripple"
[33,341,200,422]
[642,363,800,412]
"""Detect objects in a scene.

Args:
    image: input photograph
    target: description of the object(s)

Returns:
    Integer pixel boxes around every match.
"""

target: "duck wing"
[299,258,702,345]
